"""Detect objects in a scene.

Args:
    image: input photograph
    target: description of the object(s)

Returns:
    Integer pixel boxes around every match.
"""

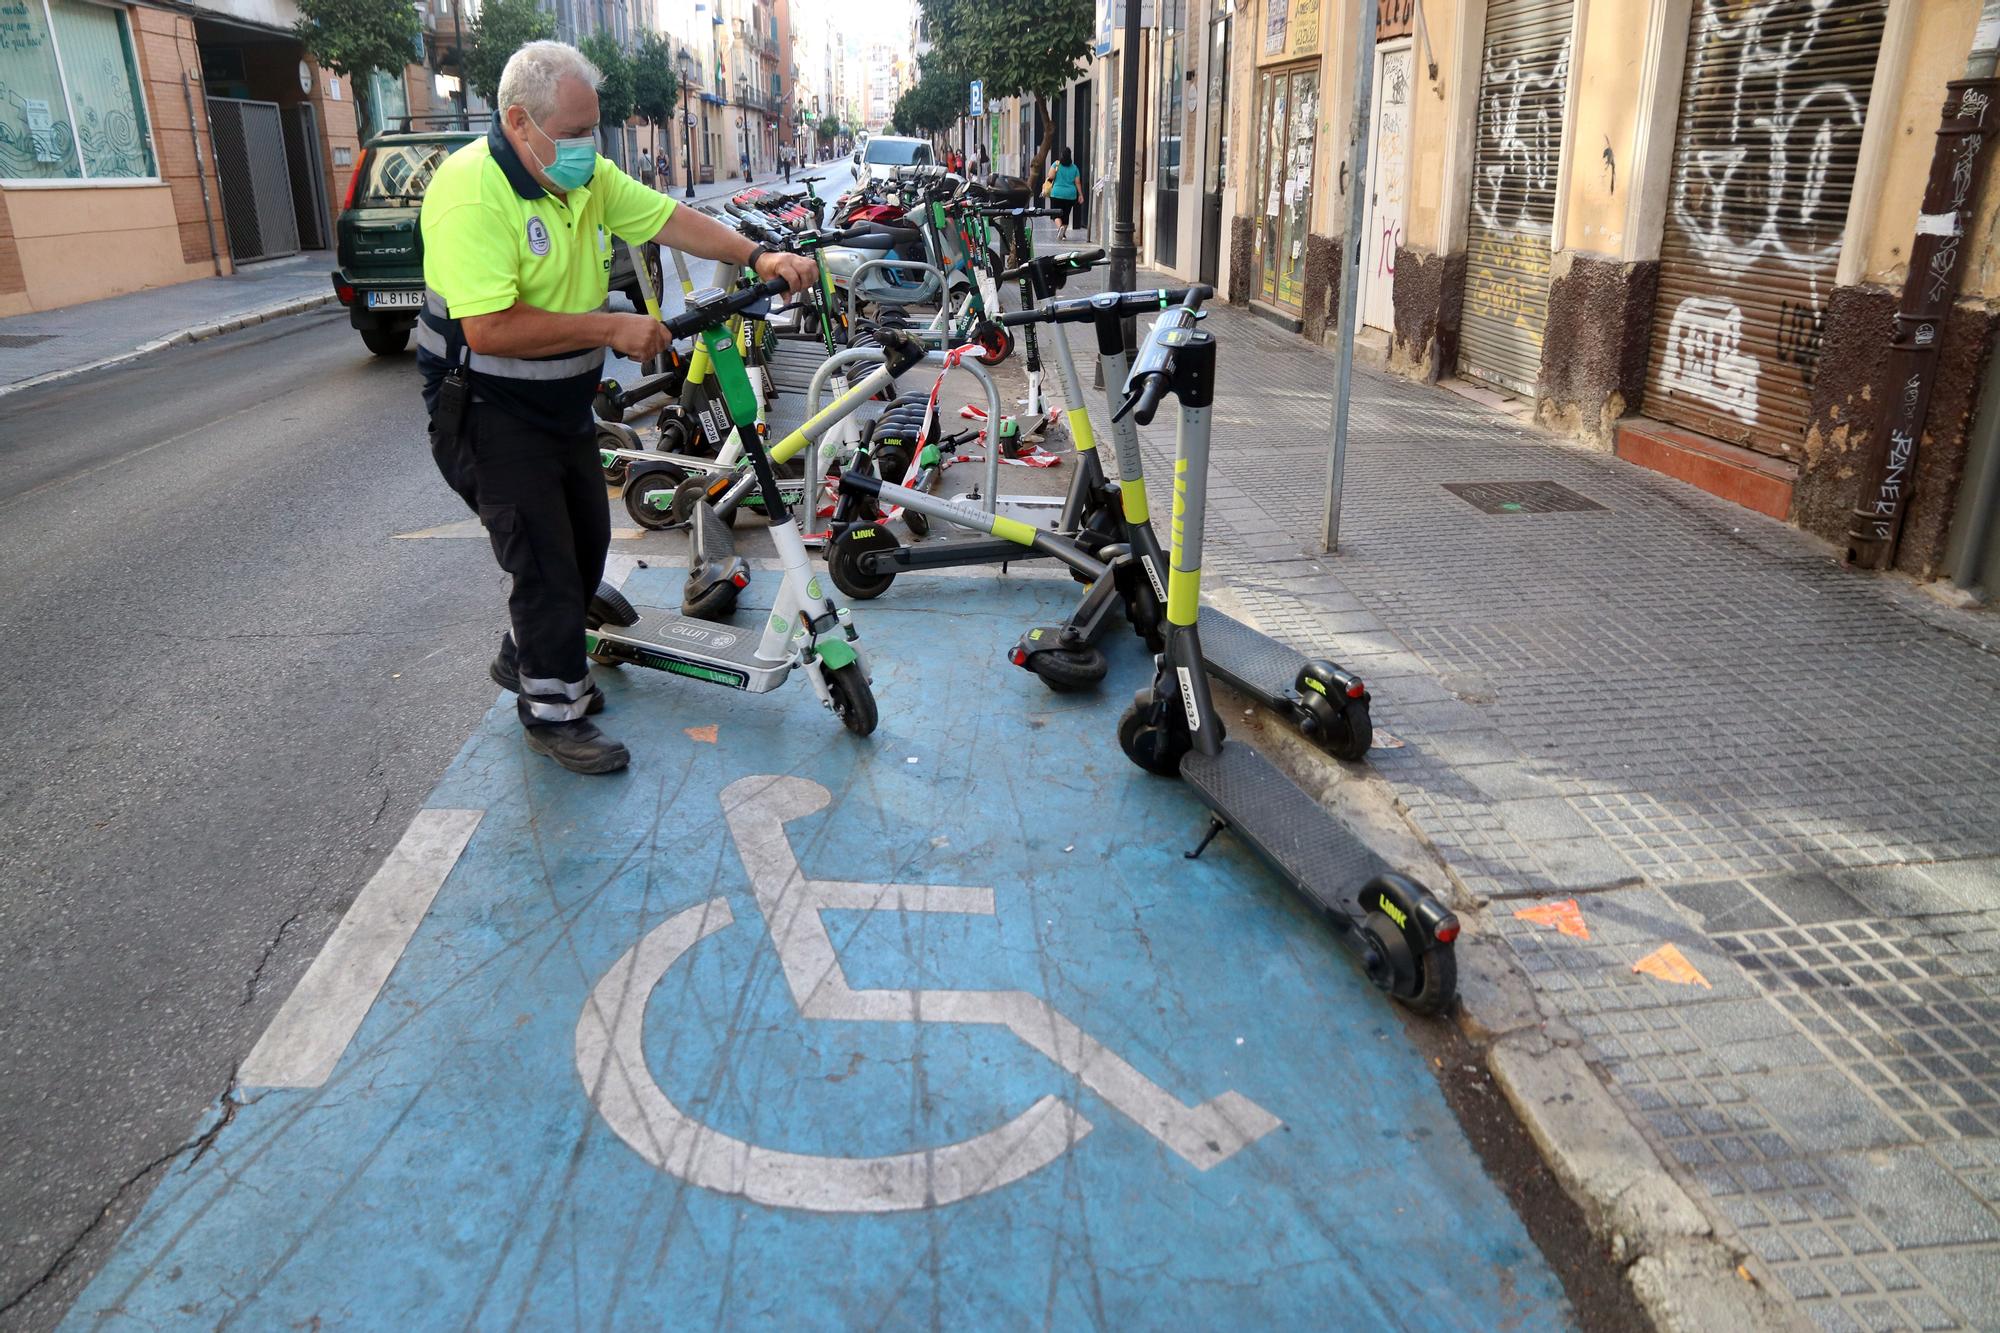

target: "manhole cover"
[0,333,56,349]
[1443,480,1606,514]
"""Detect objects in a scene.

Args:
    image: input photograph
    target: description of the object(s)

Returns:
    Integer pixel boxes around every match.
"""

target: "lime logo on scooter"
[666,621,740,650]
[1176,667,1202,733]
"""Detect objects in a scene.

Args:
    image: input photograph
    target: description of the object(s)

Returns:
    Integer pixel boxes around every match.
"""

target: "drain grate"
[0,332,57,349]
[1443,480,1607,514]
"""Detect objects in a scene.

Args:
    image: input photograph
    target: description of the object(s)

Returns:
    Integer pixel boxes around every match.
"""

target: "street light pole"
[679,53,695,200]
[1324,2,1378,553]
[1106,0,1143,355]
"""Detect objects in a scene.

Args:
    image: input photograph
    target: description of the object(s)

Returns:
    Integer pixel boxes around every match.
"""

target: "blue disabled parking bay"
[69,571,1571,1329]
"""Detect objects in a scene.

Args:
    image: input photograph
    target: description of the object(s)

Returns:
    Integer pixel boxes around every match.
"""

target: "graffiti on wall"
[1660,296,1760,423]
[1469,21,1570,232]
[1664,0,1879,411]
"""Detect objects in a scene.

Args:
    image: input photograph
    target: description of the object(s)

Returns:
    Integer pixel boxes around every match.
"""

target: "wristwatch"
[745,243,770,274]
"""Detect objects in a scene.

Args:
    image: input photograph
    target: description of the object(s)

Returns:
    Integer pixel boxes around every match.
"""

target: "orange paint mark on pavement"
[1513,899,1589,940]
[684,725,719,744]
[1633,943,1711,988]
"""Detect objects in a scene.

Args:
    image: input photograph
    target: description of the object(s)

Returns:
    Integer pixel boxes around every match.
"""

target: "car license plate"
[366,290,422,310]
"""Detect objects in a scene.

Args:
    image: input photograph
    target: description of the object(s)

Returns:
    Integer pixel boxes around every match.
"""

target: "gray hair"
[497,40,602,121]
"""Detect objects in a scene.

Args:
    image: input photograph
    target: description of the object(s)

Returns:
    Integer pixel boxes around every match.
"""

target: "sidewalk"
[1129,293,2000,1330]
[0,166,818,397]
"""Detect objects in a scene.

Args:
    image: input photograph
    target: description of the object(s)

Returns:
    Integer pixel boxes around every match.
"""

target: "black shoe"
[490,638,605,715]
[522,720,630,774]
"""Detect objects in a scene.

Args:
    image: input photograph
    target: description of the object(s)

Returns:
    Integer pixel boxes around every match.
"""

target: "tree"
[891,53,963,140]
[631,33,680,171]
[921,0,1091,182]
[578,31,634,134]
[294,0,422,134]
[464,0,555,107]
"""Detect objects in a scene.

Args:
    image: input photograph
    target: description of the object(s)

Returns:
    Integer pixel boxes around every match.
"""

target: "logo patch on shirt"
[526,216,551,256]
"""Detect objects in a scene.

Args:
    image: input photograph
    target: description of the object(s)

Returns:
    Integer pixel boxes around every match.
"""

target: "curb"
[0,293,337,400]
[1206,582,1809,1333]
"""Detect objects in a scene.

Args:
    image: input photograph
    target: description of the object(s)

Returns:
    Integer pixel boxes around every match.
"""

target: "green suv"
[331,117,659,356]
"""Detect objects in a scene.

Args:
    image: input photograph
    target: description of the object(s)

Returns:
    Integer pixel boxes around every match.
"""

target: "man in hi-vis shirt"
[419,41,813,774]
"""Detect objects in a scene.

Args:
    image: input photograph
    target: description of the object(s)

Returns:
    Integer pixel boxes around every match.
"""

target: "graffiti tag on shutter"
[1660,296,1759,424]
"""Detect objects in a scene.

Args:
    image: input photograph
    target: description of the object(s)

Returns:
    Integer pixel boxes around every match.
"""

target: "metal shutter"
[1644,0,1886,457]
[1458,0,1574,397]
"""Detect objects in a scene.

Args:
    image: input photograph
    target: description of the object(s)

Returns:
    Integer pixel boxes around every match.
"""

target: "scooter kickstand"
[1185,816,1228,860]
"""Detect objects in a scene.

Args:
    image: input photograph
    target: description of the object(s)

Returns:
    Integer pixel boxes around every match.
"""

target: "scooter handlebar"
[663,277,790,339]
[1005,282,1210,327]
[1113,290,1211,426]
[999,247,1107,283]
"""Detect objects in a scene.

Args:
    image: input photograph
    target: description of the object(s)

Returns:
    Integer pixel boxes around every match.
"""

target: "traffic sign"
[968,79,984,117]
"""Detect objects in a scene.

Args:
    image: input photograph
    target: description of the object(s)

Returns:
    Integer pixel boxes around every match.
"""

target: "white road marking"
[239,808,483,1089]
[575,776,1279,1211]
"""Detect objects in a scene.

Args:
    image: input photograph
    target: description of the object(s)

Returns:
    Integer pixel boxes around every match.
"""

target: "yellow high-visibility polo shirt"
[417,122,675,433]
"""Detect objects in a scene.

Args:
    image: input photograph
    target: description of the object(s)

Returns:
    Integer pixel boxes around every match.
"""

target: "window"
[0,0,156,182]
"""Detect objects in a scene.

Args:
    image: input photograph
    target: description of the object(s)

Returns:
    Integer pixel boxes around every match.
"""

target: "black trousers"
[1050,197,1076,228]
[431,403,609,727]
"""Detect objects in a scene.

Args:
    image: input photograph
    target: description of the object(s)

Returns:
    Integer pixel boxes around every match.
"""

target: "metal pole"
[183,72,224,276]
[1946,0,2000,589]
[1324,0,1378,554]
[1106,0,1143,322]
[451,0,467,128]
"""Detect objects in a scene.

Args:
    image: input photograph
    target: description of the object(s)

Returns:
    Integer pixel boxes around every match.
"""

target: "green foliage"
[631,32,680,127]
[890,53,964,138]
[578,30,634,127]
[464,0,555,106]
[917,0,1091,178]
[294,0,422,120]
[818,115,843,142]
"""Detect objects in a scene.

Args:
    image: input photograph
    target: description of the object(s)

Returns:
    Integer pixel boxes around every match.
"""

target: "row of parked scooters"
[571,167,1461,1015]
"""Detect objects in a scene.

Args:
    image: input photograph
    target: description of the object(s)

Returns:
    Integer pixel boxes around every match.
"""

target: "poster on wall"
[1265,0,1289,55]
[1290,0,1322,58]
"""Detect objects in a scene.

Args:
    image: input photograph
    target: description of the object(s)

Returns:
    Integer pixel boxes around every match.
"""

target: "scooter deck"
[1197,610,1310,705]
[692,492,738,562]
[596,605,786,693]
[1179,743,1388,912]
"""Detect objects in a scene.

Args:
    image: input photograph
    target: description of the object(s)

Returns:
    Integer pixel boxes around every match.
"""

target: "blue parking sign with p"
[969,79,983,117]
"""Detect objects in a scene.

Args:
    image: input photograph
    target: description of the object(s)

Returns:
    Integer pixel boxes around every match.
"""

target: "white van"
[851,135,935,185]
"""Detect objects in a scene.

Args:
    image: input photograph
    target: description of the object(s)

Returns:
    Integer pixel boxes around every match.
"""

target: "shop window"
[0,0,156,182]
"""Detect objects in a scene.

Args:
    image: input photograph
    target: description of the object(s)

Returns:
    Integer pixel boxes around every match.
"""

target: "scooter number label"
[1176,667,1201,733]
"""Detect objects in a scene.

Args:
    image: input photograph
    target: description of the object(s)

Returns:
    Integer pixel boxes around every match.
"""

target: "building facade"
[1093,0,2000,582]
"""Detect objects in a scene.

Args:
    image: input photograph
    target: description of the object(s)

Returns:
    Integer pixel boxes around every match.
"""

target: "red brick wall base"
[1614,419,1798,521]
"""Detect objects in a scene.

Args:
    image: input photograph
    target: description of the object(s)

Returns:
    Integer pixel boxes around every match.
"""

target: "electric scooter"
[582,278,886,735]
[1112,295,1459,1014]
[1002,283,1376,762]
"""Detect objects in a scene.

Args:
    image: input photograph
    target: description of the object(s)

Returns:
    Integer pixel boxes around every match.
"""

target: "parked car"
[331,117,659,357]
[851,134,935,186]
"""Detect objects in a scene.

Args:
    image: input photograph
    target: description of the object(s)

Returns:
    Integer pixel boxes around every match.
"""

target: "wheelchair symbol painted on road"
[575,774,1281,1212]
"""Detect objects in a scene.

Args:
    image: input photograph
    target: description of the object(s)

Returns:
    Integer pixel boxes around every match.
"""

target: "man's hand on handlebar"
[607,313,671,364]
[753,249,818,294]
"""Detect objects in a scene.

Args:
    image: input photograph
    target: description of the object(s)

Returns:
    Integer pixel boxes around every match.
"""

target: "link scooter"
[583,278,889,735]
[1003,284,1375,762]
[1112,297,1459,1013]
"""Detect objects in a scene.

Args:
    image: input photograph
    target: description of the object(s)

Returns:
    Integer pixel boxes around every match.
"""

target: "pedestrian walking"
[1044,146,1081,240]
[418,40,816,774]
[637,147,655,189]
[782,146,792,182]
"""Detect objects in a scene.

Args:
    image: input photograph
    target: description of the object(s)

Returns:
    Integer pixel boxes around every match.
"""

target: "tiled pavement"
[1103,288,2000,1331]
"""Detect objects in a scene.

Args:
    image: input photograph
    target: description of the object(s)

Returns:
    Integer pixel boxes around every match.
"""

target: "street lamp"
[677,49,695,200]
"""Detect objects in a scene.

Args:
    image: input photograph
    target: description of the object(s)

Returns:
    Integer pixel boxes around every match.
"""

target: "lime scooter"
[1112,295,1458,1013]
[1001,284,1375,762]
[582,278,910,735]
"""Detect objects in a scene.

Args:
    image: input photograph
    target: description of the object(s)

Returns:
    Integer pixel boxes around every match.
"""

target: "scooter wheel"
[1401,945,1458,1017]
[682,576,739,621]
[667,476,741,530]
[1329,697,1373,763]
[593,381,624,423]
[903,509,931,539]
[588,583,639,628]
[828,527,898,600]
[655,405,696,454]
[624,467,686,530]
[601,456,630,487]
[1125,580,1166,653]
[824,662,878,737]
[1118,695,1188,776]
[873,440,912,485]
[1029,646,1107,693]
[973,322,1013,366]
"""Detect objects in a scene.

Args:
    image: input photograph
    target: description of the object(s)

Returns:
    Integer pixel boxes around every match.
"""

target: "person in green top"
[418,40,815,775]
[1044,147,1083,240]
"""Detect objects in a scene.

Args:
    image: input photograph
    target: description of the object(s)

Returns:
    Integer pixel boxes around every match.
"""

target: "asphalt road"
[0,310,502,1328]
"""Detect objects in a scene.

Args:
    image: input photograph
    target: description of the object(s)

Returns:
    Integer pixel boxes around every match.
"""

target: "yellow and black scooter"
[1113,295,1459,1015]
